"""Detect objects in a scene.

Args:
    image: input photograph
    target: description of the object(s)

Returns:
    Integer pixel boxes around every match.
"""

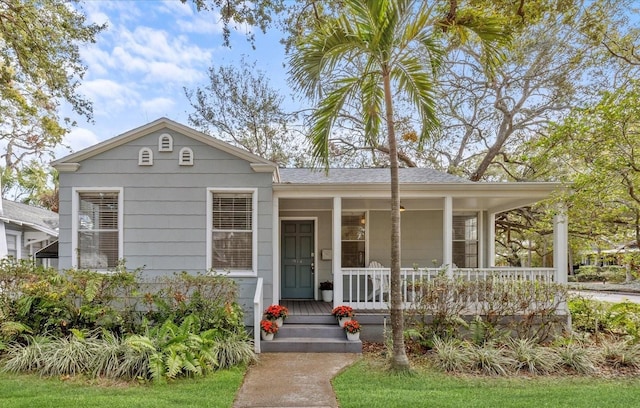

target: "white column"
[488,212,496,267]
[553,210,568,284]
[332,196,342,307]
[443,196,453,277]
[0,193,7,258]
[272,196,279,305]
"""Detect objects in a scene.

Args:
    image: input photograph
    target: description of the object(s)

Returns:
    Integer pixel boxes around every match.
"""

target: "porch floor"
[280,300,387,316]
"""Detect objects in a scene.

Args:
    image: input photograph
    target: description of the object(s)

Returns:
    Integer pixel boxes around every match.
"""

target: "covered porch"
[270,169,567,310]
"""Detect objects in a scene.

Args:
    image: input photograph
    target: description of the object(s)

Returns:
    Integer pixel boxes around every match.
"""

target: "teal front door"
[281,220,314,299]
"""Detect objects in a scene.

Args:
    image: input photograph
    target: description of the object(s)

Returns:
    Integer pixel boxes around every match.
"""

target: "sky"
[56,0,291,160]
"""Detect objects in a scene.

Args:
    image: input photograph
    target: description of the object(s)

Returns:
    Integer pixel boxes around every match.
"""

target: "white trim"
[488,212,496,267]
[158,133,173,152]
[478,211,484,268]
[278,217,318,300]
[6,230,22,259]
[272,197,279,304]
[179,147,194,166]
[138,147,153,166]
[443,196,453,277]
[206,188,258,277]
[71,187,124,270]
[332,197,342,307]
[55,163,81,172]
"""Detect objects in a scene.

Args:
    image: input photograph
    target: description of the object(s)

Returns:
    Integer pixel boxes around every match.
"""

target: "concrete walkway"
[233,353,360,408]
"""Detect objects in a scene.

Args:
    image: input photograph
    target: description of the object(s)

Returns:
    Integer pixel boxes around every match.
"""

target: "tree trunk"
[383,70,410,372]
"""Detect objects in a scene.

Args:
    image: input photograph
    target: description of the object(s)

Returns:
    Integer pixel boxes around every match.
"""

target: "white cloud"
[57,128,101,158]
[141,97,175,116]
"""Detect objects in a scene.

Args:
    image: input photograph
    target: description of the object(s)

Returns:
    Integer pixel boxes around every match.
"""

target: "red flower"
[264,304,289,320]
[344,320,361,334]
[260,319,279,334]
[331,305,354,318]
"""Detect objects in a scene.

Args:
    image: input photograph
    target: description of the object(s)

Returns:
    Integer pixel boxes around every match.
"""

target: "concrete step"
[278,324,345,339]
[285,315,337,325]
[260,336,362,353]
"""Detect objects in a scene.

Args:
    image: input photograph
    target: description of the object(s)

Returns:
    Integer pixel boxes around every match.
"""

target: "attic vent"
[138,147,153,166]
[179,147,194,166]
[159,133,173,152]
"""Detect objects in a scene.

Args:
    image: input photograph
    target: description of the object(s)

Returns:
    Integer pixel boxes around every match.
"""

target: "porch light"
[400,205,405,212]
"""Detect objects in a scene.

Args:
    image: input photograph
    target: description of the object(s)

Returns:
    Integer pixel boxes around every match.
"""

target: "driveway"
[571,290,640,304]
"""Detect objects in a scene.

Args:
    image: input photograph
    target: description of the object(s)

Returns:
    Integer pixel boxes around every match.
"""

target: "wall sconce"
[400,205,405,212]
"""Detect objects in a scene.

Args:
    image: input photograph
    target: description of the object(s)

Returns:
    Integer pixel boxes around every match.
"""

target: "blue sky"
[57,0,291,159]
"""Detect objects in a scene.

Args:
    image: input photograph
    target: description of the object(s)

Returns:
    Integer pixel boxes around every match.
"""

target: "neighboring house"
[52,118,568,328]
[0,199,59,267]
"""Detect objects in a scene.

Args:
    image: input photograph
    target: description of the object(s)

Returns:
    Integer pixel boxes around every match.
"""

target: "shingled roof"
[1,200,58,236]
[278,168,472,184]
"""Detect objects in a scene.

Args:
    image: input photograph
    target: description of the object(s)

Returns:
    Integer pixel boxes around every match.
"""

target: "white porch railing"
[253,277,263,353]
[341,267,557,310]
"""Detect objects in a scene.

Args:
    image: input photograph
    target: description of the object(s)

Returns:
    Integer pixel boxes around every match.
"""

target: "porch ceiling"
[277,188,558,213]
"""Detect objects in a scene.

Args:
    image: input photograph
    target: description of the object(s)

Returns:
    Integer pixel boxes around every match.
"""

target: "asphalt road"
[571,290,640,304]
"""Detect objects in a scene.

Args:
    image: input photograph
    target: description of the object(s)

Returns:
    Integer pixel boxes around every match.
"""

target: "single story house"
[52,118,568,337]
[0,199,59,267]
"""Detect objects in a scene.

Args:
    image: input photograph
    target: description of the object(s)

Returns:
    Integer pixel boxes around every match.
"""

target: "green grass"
[0,367,245,408]
[333,359,640,408]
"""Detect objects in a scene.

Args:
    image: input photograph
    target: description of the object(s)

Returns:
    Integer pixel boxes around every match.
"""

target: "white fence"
[341,267,557,310]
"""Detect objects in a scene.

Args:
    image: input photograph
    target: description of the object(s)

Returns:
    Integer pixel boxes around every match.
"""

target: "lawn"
[333,359,640,408]
[0,367,245,408]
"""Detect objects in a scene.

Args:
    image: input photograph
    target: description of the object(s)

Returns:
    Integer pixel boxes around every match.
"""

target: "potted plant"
[331,305,354,327]
[343,319,361,341]
[319,281,333,302]
[264,304,289,327]
[260,319,279,341]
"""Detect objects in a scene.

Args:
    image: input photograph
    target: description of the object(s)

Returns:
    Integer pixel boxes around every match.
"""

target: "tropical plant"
[468,342,516,376]
[288,0,509,371]
[319,281,334,291]
[344,320,361,334]
[430,337,473,373]
[507,338,561,375]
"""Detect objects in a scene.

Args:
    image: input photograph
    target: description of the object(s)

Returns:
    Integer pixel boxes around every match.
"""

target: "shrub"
[468,342,516,376]
[507,338,561,374]
[430,337,472,372]
[601,340,640,369]
[557,341,597,374]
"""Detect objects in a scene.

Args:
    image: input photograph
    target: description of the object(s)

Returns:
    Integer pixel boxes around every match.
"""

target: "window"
[138,147,153,165]
[342,212,366,267]
[73,189,122,269]
[6,232,20,258]
[158,133,173,152]
[179,147,194,166]
[453,213,478,268]
[207,190,256,274]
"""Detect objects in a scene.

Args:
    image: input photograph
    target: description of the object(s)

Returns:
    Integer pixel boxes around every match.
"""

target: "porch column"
[0,195,6,258]
[553,209,568,284]
[332,196,343,307]
[488,212,496,267]
[272,196,279,304]
[443,196,453,277]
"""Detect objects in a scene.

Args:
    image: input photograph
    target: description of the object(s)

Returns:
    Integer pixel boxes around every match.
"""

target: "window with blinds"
[6,233,18,258]
[211,192,253,270]
[453,214,478,268]
[77,192,119,269]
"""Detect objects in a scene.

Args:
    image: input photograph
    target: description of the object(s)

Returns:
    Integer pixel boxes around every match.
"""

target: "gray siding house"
[0,199,58,267]
[52,118,568,334]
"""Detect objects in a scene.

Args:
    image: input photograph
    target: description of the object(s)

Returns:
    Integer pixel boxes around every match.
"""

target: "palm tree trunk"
[383,70,410,371]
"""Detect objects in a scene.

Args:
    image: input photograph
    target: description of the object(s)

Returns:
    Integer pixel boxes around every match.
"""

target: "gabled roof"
[278,168,472,184]
[51,117,278,175]
[1,200,58,236]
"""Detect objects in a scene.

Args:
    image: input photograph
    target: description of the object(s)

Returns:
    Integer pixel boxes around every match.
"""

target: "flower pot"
[346,331,360,341]
[338,316,351,327]
[274,317,284,327]
[321,290,333,303]
[261,331,274,341]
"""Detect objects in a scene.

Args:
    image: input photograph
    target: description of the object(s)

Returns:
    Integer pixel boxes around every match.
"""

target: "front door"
[281,220,314,299]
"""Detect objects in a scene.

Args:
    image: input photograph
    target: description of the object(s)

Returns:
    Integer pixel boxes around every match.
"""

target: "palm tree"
[289,0,509,372]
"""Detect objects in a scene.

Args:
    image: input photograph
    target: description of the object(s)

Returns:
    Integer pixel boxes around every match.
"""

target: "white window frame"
[6,231,22,259]
[138,147,153,166]
[71,187,124,270]
[206,188,257,277]
[179,147,194,166]
[158,133,173,152]
[452,212,479,268]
